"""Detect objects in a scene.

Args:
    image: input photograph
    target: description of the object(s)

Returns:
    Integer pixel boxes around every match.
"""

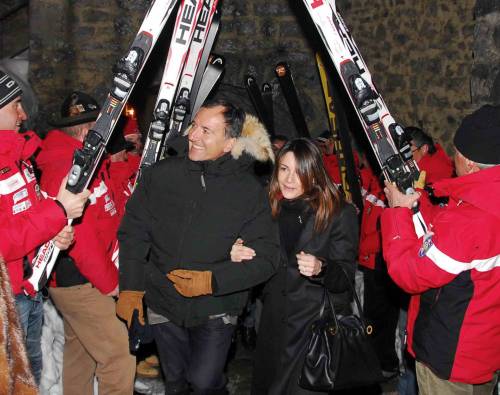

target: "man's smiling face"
[187,105,235,162]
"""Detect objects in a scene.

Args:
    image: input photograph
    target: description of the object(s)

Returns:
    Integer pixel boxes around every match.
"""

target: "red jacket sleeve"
[381,207,457,294]
[68,206,118,294]
[0,199,66,261]
[359,200,383,256]
[40,164,118,294]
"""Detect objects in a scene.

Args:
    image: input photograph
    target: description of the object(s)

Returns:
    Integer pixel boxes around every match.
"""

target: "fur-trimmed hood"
[231,114,274,163]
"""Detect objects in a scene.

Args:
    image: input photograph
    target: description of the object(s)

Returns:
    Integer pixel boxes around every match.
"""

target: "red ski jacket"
[381,165,500,384]
[358,166,385,269]
[418,144,454,185]
[322,153,342,184]
[108,153,140,217]
[0,130,66,294]
[37,130,119,294]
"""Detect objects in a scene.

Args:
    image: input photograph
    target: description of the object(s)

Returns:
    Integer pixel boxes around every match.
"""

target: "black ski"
[244,75,273,134]
[275,62,310,138]
[190,53,225,119]
[261,82,275,136]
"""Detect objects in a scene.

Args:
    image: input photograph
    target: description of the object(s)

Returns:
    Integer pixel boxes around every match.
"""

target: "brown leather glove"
[116,290,145,328]
[167,269,212,297]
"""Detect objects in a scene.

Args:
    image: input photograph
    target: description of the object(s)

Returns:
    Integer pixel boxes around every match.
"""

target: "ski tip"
[275,62,289,77]
[209,53,224,65]
[244,74,257,86]
[262,82,272,92]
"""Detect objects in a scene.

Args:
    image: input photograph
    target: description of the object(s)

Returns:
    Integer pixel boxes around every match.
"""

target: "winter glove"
[116,290,145,328]
[167,269,212,297]
[414,170,427,189]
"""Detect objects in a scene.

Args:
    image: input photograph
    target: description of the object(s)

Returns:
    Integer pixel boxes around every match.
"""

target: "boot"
[136,360,160,378]
[145,354,160,367]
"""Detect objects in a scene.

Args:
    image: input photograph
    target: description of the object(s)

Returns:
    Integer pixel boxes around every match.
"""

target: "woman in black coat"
[232,138,359,394]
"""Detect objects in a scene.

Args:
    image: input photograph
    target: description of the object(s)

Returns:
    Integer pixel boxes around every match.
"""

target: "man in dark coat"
[117,100,279,395]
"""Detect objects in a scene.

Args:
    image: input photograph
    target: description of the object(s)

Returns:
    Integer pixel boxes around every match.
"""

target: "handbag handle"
[320,266,372,335]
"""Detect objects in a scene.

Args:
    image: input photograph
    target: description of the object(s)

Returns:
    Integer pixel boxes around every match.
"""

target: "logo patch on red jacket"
[12,188,28,204]
[12,199,32,215]
[418,234,434,257]
[0,172,26,194]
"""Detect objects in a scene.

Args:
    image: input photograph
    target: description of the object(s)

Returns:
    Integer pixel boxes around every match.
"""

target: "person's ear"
[466,157,481,174]
[78,126,89,142]
[223,137,236,153]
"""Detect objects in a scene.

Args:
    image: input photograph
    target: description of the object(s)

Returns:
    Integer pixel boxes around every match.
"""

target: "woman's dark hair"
[269,138,345,232]
[405,126,436,154]
[202,99,246,138]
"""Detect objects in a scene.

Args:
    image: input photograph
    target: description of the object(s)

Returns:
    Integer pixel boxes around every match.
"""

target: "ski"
[138,0,205,175]
[164,0,220,146]
[190,53,225,118]
[275,62,311,138]
[316,54,347,193]
[261,82,275,136]
[244,75,273,134]
[184,8,221,128]
[25,0,180,295]
[301,0,418,192]
[316,52,364,210]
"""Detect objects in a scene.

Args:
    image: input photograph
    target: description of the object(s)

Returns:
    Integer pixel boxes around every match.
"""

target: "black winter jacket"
[118,130,279,327]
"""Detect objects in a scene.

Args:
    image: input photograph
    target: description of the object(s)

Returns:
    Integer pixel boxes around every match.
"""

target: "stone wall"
[29,1,149,129]
[25,1,481,152]
[0,1,29,58]
[472,0,500,105]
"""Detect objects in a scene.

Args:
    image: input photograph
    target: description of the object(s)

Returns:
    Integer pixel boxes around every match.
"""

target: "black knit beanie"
[0,70,22,109]
[454,105,500,165]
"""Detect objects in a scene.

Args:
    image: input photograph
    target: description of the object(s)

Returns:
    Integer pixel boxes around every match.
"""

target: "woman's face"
[278,151,304,200]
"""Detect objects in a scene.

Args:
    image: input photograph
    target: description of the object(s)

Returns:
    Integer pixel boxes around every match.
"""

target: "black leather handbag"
[299,274,383,391]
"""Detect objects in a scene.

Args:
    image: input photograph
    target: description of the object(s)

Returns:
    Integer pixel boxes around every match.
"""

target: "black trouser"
[362,266,401,372]
[152,318,236,395]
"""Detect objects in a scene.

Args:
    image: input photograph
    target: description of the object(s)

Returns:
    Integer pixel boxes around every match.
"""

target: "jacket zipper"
[200,172,206,192]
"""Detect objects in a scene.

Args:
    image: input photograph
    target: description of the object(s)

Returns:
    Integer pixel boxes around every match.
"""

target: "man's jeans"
[153,318,235,395]
[15,292,43,384]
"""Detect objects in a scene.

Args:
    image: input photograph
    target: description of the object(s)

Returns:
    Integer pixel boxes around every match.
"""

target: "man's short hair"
[405,126,436,154]
[60,122,93,138]
[271,134,289,144]
[202,99,245,138]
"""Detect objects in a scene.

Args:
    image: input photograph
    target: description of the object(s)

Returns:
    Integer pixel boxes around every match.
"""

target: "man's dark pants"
[153,318,236,395]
